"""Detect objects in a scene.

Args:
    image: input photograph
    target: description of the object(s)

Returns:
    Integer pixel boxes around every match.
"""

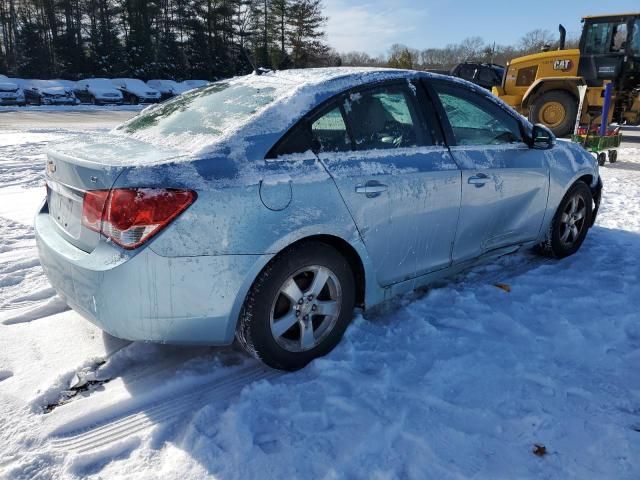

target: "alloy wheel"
[269,265,342,352]
[559,192,587,247]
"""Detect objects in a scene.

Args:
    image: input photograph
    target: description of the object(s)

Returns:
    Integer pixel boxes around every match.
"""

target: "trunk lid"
[45,134,187,252]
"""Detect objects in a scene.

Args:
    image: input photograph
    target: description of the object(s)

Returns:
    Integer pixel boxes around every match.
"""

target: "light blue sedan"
[36,68,602,370]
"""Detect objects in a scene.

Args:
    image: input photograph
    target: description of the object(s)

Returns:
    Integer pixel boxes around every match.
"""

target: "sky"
[323,0,640,55]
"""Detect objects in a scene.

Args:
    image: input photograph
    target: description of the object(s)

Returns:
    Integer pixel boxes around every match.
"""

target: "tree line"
[0,1,579,82]
[340,29,579,71]
[0,0,336,80]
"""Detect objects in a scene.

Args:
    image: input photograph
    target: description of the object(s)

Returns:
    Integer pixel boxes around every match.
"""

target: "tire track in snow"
[49,364,281,453]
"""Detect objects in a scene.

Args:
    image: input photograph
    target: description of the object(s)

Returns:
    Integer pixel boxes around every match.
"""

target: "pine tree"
[287,0,327,68]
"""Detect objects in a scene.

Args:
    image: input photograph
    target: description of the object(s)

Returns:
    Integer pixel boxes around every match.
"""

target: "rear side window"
[270,104,351,157]
[344,84,432,150]
[478,67,497,84]
[433,82,523,146]
[311,107,351,153]
[458,65,477,81]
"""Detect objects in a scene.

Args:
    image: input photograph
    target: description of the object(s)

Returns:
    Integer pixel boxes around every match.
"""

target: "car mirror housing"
[531,124,556,150]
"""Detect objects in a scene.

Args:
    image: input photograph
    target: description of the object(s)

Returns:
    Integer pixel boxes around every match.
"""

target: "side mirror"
[531,124,556,149]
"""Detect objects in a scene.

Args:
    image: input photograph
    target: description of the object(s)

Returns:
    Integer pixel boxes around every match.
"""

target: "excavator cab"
[579,14,640,89]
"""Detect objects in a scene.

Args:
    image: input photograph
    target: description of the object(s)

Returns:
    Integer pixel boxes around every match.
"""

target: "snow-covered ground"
[0,121,639,479]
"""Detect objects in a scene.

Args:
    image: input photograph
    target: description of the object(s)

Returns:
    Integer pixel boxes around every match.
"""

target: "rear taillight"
[82,188,196,249]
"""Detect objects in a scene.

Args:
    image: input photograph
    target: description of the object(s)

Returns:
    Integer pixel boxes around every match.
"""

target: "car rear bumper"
[35,210,270,345]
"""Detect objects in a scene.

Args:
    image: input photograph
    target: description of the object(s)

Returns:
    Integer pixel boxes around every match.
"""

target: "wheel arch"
[522,77,583,110]
[225,232,377,343]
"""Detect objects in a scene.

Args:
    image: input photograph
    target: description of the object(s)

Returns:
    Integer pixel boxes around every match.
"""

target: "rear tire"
[529,90,578,138]
[538,181,593,258]
[236,242,355,371]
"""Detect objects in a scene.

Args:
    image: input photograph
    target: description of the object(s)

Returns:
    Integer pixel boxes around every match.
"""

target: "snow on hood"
[0,81,19,91]
[89,87,122,97]
[39,86,70,95]
[125,85,159,96]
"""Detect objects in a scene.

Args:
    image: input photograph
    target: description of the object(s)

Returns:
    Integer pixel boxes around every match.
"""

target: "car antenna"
[239,44,260,75]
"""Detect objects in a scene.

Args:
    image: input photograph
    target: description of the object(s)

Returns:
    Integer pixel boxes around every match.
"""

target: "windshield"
[633,19,640,53]
[123,79,147,89]
[117,79,284,148]
[28,80,63,89]
[88,79,115,89]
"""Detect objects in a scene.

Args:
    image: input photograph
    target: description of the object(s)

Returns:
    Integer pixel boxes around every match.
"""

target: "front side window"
[478,67,497,84]
[458,66,477,81]
[584,21,630,54]
[434,82,523,146]
[344,84,431,150]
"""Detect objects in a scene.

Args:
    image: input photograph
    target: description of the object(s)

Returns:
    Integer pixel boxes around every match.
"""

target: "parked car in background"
[37,68,601,371]
[0,75,26,106]
[111,78,161,104]
[180,79,210,90]
[23,79,77,105]
[146,79,188,100]
[74,78,123,105]
[54,79,79,90]
[450,62,505,90]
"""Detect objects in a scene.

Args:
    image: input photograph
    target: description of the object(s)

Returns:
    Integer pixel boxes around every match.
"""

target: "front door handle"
[355,181,388,198]
[468,173,490,187]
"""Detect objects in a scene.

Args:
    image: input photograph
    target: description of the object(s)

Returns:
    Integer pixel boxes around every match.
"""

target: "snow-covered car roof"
[24,79,68,89]
[77,78,117,89]
[117,68,422,155]
[112,78,150,89]
[181,80,209,88]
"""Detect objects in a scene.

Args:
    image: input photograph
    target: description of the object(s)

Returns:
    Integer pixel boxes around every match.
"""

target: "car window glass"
[270,104,351,158]
[311,107,351,153]
[478,68,496,84]
[344,85,431,150]
[434,82,522,146]
[458,66,476,80]
[633,20,640,52]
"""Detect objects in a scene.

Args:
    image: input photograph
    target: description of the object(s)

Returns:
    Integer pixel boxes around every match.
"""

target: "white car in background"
[73,78,123,105]
[23,79,78,105]
[0,74,26,106]
[111,78,162,104]
[146,79,189,100]
[180,79,210,90]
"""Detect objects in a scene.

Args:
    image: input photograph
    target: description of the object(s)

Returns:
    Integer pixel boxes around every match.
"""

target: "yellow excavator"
[493,13,640,137]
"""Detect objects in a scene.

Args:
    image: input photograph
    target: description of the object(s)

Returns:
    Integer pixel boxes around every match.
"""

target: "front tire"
[237,242,356,371]
[529,90,578,138]
[539,181,593,258]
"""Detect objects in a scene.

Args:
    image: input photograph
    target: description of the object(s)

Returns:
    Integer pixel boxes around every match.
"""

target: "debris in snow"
[532,444,547,457]
[494,283,511,293]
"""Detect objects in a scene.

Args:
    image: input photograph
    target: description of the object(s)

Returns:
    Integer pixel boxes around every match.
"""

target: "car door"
[314,81,461,286]
[429,79,550,263]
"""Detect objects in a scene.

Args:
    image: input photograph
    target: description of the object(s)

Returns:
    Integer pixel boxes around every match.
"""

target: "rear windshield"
[117,79,285,146]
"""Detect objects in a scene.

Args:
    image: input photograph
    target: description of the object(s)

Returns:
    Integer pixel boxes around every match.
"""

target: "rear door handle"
[468,173,490,187]
[355,181,388,198]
